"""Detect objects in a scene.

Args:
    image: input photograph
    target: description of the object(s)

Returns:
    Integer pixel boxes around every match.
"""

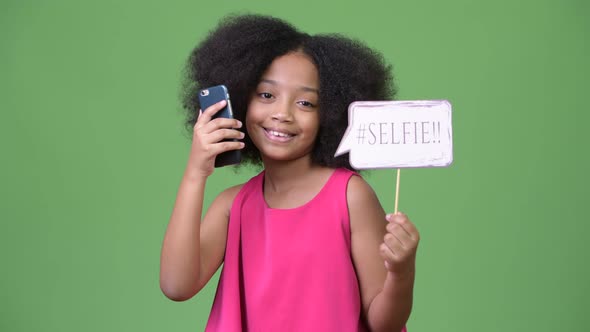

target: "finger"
[386,223,413,248]
[388,212,420,241]
[196,100,227,125]
[386,211,407,223]
[203,129,245,145]
[387,220,412,241]
[383,233,404,257]
[209,141,245,155]
[384,261,391,270]
[202,117,242,134]
[380,242,398,267]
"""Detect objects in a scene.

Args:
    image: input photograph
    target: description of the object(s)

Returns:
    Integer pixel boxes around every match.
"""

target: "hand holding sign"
[381,212,420,274]
[335,100,453,212]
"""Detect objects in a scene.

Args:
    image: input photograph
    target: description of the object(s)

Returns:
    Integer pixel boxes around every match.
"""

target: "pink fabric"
[205,168,407,332]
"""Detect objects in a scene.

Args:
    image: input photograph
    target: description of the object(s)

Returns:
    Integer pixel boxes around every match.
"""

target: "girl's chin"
[259,148,313,164]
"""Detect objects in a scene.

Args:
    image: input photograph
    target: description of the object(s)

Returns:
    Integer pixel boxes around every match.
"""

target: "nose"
[271,101,294,122]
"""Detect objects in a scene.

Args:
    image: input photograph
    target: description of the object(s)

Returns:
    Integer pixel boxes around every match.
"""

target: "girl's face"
[246,51,320,164]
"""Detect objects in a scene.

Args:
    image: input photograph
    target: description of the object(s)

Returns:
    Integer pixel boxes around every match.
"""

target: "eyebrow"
[260,79,319,94]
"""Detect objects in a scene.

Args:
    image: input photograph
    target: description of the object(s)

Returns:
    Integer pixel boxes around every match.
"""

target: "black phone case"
[198,85,242,167]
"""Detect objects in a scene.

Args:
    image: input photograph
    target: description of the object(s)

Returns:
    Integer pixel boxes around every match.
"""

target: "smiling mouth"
[263,127,295,142]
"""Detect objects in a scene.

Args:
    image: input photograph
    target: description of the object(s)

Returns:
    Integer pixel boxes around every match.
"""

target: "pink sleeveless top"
[205,168,406,331]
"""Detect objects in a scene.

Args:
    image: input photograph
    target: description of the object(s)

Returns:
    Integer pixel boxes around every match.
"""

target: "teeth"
[268,130,291,138]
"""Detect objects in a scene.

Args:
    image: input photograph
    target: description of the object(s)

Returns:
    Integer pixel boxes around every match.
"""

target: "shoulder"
[211,171,262,210]
[212,183,246,212]
[346,174,385,232]
[346,173,379,208]
[202,183,245,223]
[220,183,246,199]
[202,183,247,229]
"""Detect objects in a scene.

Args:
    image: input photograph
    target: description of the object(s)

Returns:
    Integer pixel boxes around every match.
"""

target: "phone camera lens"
[200,90,209,97]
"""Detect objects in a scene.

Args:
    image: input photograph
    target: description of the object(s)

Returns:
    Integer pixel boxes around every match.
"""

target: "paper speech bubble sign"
[334,100,453,169]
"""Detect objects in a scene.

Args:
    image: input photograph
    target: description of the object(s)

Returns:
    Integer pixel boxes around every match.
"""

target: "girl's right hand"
[187,100,245,177]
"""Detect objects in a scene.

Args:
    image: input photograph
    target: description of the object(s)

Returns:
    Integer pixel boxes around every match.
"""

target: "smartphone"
[198,85,242,167]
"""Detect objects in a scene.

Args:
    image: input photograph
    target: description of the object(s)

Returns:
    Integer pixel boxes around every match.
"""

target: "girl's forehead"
[259,52,319,91]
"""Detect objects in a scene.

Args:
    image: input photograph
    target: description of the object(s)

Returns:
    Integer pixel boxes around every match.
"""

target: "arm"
[159,100,244,301]
[348,175,419,332]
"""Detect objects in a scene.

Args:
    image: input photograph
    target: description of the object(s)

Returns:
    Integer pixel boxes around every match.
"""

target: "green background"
[1,0,588,331]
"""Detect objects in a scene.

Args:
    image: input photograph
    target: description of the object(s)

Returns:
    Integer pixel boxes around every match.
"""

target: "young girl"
[160,14,420,332]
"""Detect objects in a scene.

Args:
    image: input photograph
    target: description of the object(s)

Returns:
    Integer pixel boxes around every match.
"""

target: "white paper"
[335,100,453,169]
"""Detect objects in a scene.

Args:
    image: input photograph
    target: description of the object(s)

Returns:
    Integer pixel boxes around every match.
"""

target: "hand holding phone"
[197,85,242,167]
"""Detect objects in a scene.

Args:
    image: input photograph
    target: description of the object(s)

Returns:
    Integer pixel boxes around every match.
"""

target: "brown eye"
[298,100,315,107]
[259,92,273,99]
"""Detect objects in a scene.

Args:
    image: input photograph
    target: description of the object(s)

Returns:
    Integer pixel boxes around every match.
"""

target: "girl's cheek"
[244,118,256,142]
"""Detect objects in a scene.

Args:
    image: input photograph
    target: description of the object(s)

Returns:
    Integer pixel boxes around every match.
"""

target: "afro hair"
[181,14,396,170]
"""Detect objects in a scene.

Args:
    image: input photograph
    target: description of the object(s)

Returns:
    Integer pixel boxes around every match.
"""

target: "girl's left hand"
[380,212,420,277]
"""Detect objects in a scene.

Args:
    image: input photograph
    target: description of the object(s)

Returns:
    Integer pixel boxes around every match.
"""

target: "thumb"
[386,213,395,223]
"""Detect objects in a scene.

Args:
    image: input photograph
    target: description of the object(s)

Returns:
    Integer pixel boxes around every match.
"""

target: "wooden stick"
[394,168,401,213]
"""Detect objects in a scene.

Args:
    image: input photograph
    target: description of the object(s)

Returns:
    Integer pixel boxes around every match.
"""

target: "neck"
[262,155,318,193]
